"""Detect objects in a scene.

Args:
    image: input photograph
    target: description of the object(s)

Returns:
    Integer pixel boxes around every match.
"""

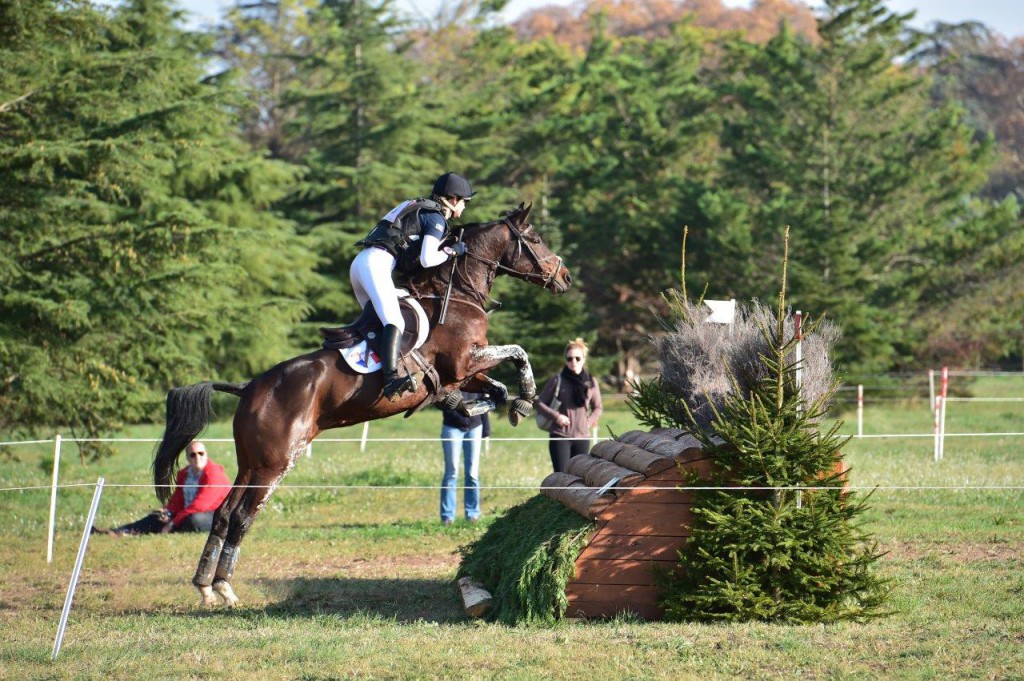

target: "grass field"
[1,380,1023,679]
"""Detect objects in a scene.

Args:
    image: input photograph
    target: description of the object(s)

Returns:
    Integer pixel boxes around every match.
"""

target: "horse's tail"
[153,381,247,504]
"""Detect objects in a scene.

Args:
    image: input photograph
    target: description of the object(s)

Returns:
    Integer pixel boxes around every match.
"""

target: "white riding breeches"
[350,247,405,332]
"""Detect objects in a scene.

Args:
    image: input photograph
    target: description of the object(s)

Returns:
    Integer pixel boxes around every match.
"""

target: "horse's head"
[461,203,572,293]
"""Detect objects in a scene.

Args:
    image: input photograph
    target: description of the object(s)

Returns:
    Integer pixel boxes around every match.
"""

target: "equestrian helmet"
[432,172,475,201]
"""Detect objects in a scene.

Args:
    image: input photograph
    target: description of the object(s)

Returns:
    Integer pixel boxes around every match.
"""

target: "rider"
[351,172,475,400]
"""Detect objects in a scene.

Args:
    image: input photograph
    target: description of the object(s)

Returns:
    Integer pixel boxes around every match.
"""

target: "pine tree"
[0,0,316,450]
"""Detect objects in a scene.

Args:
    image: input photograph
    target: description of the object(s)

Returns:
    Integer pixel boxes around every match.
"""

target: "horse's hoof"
[439,389,463,411]
[512,397,532,416]
[508,410,521,427]
[197,585,218,608]
[212,580,240,608]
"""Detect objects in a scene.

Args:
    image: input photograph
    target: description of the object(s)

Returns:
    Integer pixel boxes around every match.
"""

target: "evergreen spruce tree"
[0,0,316,449]
[629,236,888,622]
[281,0,451,331]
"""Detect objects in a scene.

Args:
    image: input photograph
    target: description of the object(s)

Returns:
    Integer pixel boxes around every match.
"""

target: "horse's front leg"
[469,345,535,426]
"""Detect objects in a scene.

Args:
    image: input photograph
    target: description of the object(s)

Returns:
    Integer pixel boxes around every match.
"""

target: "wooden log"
[650,427,689,439]
[540,472,615,519]
[457,576,492,618]
[589,439,627,463]
[565,455,644,490]
[609,443,675,477]
[645,436,695,458]
[616,430,661,448]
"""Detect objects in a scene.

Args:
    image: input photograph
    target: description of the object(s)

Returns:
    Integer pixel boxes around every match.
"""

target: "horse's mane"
[460,202,531,238]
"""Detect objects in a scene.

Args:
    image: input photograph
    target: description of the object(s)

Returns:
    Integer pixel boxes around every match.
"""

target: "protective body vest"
[357,199,447,273]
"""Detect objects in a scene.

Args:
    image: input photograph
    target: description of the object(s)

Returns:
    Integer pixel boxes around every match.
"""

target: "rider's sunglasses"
[565,356,583,362]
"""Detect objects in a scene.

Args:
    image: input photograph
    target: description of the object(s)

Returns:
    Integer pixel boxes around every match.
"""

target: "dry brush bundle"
[637,292,842,432]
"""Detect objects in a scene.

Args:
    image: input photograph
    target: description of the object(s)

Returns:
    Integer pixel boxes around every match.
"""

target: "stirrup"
[383,373,417,401]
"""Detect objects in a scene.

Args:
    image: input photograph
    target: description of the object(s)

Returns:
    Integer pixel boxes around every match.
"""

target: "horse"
[152,203,571,607]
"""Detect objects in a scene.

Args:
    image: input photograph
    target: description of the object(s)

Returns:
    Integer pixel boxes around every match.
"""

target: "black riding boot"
[381,324,414,400]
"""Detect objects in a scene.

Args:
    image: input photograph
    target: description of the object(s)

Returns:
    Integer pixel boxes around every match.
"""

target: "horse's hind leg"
[193,471,248,607]
[211,463,293,607]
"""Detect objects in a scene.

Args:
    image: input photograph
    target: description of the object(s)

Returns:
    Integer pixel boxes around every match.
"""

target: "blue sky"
[166,0,1024,38]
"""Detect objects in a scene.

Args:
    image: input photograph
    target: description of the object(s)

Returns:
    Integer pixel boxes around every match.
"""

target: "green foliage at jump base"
[457,495,593,625]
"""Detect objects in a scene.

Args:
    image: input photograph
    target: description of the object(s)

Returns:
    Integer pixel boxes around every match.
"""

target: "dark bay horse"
[153,203,571,607]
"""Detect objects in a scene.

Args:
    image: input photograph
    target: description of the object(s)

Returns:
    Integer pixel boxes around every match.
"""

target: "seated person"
[93,441,231,536]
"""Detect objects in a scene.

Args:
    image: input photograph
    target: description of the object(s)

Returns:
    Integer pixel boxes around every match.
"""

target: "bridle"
[412,216,564,314]
[465,217,564,291]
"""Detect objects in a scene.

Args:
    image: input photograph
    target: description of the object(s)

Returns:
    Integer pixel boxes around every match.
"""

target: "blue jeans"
[440,423,482,522]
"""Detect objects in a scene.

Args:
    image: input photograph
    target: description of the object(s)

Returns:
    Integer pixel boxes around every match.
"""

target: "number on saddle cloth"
[320,292,430,374]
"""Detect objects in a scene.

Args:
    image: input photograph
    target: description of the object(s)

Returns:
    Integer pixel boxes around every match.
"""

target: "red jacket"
[165,461,232,527]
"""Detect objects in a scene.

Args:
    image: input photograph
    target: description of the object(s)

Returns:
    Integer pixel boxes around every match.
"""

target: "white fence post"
[794,311,803,411]
[359,421,370,453]
[939,367,949,461]
[929,369,935,416]
[47,434,62,564]
[52,477,105,659]
[857,385,863,438]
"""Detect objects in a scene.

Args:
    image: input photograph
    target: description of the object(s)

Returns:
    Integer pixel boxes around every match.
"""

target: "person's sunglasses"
[187,451,206,458]
[565,356,583,362]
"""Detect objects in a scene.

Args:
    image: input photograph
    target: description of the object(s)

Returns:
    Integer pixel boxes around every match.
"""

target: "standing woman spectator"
[535,338,603,473]
[439,392,491,525]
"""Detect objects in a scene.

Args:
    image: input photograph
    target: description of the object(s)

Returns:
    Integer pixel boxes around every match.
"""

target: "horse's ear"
[519,202,532,223]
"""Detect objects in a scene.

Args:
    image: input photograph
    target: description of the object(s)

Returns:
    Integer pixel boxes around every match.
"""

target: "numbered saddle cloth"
[320,290,429,374]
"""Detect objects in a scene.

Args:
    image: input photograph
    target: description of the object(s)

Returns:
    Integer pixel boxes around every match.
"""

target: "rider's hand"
[447,242,467,257]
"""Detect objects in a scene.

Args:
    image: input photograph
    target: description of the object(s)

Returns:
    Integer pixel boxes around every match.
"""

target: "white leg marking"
[197,585,217,607]
[213,580,240,607]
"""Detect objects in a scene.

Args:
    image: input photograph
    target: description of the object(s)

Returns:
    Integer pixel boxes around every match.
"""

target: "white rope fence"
[5,482,1024,494]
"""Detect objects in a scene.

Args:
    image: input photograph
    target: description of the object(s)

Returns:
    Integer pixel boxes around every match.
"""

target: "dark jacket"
[535,370,603,439]
[442,391,491,436]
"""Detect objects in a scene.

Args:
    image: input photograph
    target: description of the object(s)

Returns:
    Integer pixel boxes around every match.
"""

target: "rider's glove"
[448,242,467,258]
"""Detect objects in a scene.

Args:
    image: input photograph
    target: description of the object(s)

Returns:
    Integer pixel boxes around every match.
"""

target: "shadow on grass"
[249,576,467,623]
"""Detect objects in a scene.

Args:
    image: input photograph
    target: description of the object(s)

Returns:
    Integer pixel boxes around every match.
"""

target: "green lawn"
[1,380,1022,679]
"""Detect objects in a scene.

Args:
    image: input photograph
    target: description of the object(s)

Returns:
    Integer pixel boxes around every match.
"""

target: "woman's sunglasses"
[565,356,583,362]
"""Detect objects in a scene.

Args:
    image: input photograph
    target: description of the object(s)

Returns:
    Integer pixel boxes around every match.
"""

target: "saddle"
[320,291,458,417]
[320,294,425,358]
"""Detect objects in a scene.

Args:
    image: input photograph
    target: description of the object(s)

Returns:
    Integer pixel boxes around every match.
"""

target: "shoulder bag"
[534,374,562,432]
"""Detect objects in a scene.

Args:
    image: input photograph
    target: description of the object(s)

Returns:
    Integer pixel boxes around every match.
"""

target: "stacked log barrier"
[538,429,721,621]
